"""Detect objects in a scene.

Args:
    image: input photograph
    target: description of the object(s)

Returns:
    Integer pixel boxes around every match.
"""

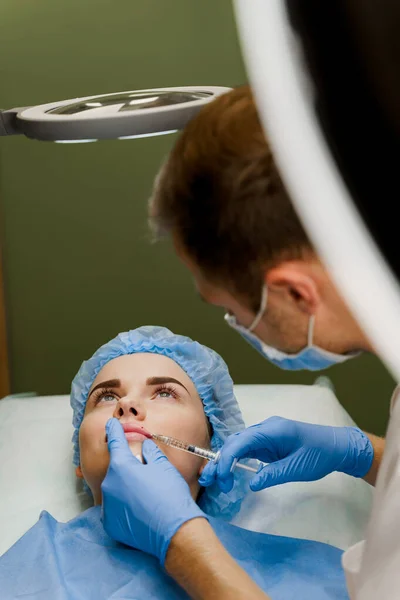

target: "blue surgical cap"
[70,326,247,520]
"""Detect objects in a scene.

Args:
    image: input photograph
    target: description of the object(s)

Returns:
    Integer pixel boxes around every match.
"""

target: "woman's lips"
[121,423,152,443]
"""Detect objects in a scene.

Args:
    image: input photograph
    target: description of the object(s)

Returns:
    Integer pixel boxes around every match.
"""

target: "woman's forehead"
[92,353,195,390]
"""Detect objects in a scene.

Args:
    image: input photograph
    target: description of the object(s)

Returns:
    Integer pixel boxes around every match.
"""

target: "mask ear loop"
[248,286,268,332]
[307,314,316,347]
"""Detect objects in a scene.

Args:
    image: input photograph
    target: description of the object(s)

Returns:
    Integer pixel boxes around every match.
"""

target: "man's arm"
[165,518,270,600]
[363,433,385,486]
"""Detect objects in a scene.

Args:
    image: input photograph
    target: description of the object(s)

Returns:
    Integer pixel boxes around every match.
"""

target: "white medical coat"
[342,385,400,599]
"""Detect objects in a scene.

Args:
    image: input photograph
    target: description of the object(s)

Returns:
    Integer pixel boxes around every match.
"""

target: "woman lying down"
[0,327,348,599]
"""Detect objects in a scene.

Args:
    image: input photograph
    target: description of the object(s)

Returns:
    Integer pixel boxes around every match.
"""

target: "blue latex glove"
[199,416,374,493]
[101,418,207,565]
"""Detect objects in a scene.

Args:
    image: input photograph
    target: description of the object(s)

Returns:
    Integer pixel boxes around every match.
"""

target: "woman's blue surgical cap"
[70,326,247,520]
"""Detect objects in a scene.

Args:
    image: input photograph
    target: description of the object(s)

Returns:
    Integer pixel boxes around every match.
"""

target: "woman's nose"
[112,396,145,419]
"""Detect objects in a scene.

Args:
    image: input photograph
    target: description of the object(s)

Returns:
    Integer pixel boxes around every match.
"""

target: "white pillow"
[0,383,372,556]
[0,394,90,556]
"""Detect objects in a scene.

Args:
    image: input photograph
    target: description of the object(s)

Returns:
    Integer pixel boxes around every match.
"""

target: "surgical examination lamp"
[0,86,230,142]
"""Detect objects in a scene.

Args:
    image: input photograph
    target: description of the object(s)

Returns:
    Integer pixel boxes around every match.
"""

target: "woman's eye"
[154,386,177,400]
[97,392,118,403]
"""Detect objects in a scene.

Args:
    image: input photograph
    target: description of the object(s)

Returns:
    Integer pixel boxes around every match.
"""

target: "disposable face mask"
[225,286,359,371]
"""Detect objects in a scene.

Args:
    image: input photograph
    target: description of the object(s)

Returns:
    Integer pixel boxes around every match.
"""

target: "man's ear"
[75,465,84,479]
[265,262,320,315]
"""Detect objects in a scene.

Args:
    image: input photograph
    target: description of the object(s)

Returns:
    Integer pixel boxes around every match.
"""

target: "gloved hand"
[101,418,207,565]
[199,416,374,493]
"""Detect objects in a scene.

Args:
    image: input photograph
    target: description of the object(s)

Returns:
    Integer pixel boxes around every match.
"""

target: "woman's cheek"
[162,445,204,482]
[150,405,207,443]
[150,408,209,482]
[78,415,110,486]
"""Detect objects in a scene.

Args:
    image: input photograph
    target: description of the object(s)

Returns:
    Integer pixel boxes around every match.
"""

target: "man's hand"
[200,416,374,493]
[101,418,206,565]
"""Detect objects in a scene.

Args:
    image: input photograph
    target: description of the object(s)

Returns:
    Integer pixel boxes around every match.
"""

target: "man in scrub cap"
[0,326,348,600]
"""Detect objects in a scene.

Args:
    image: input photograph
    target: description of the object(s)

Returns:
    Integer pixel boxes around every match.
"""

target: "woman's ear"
[75,465,84,479]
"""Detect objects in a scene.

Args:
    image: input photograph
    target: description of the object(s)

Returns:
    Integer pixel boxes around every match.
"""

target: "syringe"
[151,433,259,474]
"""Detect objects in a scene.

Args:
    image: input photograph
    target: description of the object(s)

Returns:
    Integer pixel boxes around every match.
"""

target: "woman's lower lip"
[124,432,147,442]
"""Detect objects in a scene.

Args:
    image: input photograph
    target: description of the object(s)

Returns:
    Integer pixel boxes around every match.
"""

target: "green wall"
[0,0,394,435]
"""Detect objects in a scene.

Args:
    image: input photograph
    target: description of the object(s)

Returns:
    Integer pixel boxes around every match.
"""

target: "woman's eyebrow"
[146,376,189,394]
[89,378,121,399]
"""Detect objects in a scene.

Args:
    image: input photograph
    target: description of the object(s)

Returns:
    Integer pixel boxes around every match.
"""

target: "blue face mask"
[225,286,359,371]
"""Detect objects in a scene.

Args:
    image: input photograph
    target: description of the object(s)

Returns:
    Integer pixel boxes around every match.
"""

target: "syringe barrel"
[190,446,217,461]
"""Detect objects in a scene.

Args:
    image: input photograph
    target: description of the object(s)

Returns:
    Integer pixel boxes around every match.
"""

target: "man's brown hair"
[149,85,313,310]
